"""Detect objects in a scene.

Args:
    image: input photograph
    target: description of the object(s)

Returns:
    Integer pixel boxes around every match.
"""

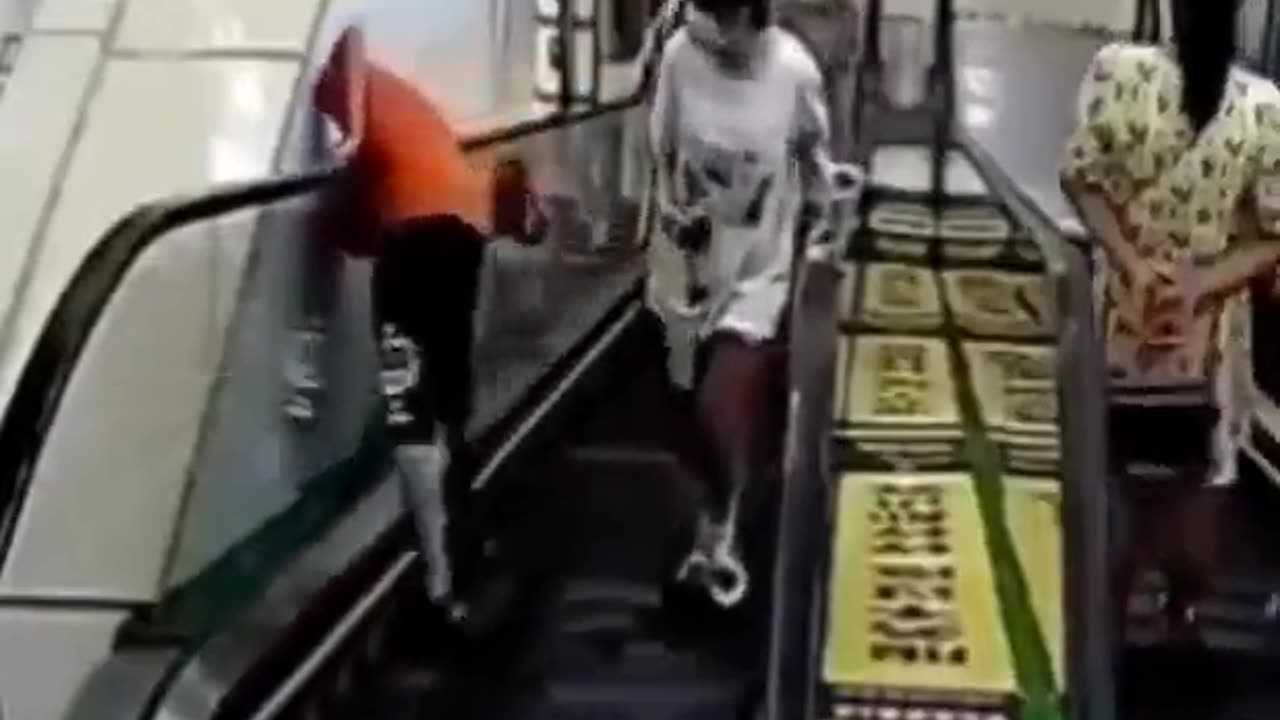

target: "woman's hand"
[1123,256,1176,313]
[1142,279,1193,347]
[1118,256,1190,345]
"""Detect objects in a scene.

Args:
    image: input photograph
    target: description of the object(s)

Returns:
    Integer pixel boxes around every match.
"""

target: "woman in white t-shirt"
[648,0,835,608]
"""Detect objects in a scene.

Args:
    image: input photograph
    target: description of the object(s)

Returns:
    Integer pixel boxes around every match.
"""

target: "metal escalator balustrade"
[0,86,652,572]
[51,6,691,716]
[200,14,871,720]
[0,87,653,720]
[764,5,1114,720]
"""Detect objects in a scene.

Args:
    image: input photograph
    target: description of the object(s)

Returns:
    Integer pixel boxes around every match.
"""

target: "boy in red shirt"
[289,27,536,623]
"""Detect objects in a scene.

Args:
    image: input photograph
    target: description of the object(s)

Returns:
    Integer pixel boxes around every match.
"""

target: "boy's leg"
[413,220,485,599]
[374,216,486,615]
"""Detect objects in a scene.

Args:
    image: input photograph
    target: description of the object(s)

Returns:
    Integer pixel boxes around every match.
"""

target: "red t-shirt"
[313,28,493,254]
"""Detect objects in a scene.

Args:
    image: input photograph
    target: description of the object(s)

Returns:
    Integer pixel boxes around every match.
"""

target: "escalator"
[330,307,774,720]
[258,7,1102,720]
[18,4,792,716]
[765,4,1115,720]
[16,6,1157,720]
[53,83,782,720]
[25,81,702,720]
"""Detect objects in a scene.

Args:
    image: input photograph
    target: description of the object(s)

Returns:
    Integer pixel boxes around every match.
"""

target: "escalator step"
[513,660,747,720]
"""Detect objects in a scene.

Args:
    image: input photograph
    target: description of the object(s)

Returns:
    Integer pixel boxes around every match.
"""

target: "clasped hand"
[1123,259,1196,346]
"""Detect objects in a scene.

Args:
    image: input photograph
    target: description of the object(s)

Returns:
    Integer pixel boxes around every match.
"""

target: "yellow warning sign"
[835,335,961,436]
[823,473,1017,697]
[963,341,1061,473]
[859,263,945,332]
[942,269,1056,339]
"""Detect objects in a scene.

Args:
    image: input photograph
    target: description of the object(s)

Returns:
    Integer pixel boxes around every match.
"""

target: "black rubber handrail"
[0,89,649,572]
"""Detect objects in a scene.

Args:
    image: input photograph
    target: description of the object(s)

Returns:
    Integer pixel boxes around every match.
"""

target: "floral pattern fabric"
[1062,42,1280,483]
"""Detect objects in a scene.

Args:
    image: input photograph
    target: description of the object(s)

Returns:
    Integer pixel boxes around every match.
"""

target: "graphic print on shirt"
[678,133,776,228]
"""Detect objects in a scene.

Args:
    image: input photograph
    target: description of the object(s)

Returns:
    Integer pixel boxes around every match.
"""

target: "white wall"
[0,608,125,720]
[0,0,36,33]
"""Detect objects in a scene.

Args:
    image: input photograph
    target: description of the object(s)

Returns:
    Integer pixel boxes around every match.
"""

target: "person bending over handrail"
[286,26,539,627]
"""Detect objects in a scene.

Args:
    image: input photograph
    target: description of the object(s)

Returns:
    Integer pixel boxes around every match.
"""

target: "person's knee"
[698,333,771,411]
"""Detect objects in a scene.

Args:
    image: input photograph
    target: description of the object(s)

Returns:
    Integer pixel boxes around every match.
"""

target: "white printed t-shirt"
[647,25,830,344]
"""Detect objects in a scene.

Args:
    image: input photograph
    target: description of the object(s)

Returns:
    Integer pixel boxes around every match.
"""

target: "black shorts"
[372,215,485,443]
[1108,401,1219,482]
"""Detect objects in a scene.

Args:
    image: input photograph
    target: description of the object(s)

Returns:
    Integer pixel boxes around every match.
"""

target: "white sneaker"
[677,513,749,609]
[676,515,715,585]
[284,325,326,423]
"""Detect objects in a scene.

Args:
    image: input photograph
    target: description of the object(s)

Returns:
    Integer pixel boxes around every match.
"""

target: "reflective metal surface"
[154,479,404,720]
[961,132,1113,720]
[61,96,650,719]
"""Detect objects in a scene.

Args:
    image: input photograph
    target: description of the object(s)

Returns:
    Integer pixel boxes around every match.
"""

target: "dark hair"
[690,0,769,29]
[1172,0,1240,133]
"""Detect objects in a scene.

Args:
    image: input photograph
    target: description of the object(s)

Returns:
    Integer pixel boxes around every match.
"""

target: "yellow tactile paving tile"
[962,341,1058,441]
[857,263,945,332]
[835,335,962,436]
[869,201,939,238]
[938,205,1016,263]
[941,269,1056,339]
[866,200,935,261]
[1003,476,1065,689]
[822,473,1017,698]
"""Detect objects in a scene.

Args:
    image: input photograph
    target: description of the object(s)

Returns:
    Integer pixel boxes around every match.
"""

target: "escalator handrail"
[958,131,1116,720]
[0,90,651,572]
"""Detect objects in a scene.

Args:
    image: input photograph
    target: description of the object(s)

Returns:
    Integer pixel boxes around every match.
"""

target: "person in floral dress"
[1061,0,1280,640]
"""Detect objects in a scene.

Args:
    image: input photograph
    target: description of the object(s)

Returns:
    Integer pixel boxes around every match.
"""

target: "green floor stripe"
[941,276,1062,720]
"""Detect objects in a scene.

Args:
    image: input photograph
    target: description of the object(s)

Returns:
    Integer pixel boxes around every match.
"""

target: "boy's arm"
[314,26,367,156]
[649,37,683,229]
[794,58,833,206]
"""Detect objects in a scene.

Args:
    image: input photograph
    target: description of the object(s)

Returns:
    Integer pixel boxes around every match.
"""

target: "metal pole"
[852,0,883,154]
[491,0,512,110]
[1060,243,1118,720]
[558,0,574,111]
[1265,0,1280,78]
[929,0,954,210]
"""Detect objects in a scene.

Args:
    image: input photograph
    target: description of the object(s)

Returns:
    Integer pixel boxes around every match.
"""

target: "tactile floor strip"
[819,144,1063,719]
[823,473,1017,699]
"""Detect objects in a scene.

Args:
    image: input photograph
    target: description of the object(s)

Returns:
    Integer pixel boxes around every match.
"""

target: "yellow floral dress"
[1061,42,1280,483]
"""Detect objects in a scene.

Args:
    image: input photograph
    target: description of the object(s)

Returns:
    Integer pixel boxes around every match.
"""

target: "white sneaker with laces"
[677,512,749,609]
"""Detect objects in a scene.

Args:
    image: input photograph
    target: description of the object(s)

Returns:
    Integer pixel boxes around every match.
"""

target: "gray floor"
[955,22,1105,236]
